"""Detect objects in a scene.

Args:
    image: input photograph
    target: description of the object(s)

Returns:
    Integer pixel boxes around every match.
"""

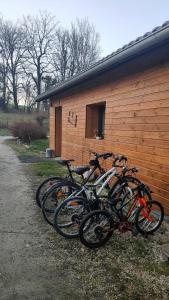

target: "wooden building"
[36,21,169,213]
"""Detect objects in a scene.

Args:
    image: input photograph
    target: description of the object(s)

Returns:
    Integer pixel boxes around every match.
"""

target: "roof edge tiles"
[36,21,169,102]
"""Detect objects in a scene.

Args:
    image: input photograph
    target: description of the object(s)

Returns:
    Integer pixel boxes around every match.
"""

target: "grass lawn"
[0,111,49,136]
[0,128,11,136]
[30,161,66,177]
[6,137,169,299]
[7,138,67,178]
[7,138,49,156]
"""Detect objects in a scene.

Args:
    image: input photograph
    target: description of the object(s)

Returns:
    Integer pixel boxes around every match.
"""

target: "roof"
[36,21,169,102]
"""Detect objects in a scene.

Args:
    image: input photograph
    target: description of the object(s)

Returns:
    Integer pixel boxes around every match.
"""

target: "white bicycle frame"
[94,167,117,196]
[66,165,120,200]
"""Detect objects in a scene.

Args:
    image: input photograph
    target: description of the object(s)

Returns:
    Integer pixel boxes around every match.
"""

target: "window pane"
[86,102,106,139]
[98,106,105,136]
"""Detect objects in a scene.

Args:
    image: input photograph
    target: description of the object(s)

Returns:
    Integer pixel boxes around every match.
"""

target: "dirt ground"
[0,136,169,300]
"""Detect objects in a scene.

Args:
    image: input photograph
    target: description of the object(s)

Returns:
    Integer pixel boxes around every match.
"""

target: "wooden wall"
[50,61,169,214]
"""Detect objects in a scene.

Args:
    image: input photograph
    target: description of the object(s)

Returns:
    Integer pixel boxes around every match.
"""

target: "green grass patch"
[6,138,49,157]
[0,128,11,136]
[6,139,29,155]
[143,261,169,276]
[28,139,49,153]
[7,138,67,177]
[30,161,67,177]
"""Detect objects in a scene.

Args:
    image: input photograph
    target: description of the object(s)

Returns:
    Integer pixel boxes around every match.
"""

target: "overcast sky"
[1,0,169,56]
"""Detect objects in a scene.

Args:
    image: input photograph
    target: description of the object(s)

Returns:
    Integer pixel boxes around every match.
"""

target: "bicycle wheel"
[54,197,90,238]
[135,200,164,235]
[36,176,63,208]
[42,181,86,226]
[79,210,114,248]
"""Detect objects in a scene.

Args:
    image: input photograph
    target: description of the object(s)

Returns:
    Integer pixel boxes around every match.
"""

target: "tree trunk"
[13,84,18,110]
[36,64,41,112]
[1,77,7,111]
[36,58,42,112]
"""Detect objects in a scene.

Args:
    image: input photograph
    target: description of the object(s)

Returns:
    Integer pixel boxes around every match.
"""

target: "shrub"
[36,113,48,127]
[11,121,47,143]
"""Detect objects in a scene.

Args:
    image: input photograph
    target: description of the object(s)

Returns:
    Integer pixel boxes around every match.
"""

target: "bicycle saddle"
[58,159,74,166]
[72,166,90,175]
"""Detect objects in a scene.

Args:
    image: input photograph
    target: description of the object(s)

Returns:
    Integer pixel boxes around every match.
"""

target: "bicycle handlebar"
[91,151,114,160]
[113,155,128,167]
[122,166,139,174]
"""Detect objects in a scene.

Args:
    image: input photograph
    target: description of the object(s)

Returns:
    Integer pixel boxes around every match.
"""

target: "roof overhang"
[36,21,169,102]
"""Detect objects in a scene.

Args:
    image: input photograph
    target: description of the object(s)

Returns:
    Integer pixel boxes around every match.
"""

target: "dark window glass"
[85,102,106,139]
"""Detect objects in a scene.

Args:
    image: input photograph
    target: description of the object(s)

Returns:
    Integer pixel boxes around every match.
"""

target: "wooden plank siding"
[50,61,169,214]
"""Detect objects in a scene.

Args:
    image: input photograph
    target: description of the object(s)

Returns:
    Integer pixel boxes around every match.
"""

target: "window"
[85,102,106,139]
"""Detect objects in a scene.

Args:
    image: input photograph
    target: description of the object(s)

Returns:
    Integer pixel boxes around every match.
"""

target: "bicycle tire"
[79,210,114,248]
[42,180,87,226]
[36,176,63,208]
[135,200,164,235]
[54,196,90,238]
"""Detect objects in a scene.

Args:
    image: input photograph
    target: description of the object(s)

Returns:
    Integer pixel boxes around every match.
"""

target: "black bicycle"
[36,152,112,207]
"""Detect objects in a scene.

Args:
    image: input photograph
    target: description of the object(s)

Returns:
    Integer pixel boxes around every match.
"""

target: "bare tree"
[51,19,100,82]
[51,28,71,82]
[41,75,57,111]
[22,11,58,110]
[0,14,101,112]
[70,19,100,73]
[0,19,26,110]
[22,77,36,112]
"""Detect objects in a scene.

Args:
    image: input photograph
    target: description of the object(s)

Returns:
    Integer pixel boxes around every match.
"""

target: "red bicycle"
[79,183,164,248]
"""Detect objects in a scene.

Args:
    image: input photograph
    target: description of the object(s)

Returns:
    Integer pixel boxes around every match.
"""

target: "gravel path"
[0,137,80,300]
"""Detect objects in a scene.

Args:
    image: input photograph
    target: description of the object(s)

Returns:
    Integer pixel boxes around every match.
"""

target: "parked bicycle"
[41,152,116,225]
[36,152,112,208]
[79,184,164,248]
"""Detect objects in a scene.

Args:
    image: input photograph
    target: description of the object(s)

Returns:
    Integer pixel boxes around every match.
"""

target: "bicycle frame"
[94,167,117,195]
[50,156,105,188]
[66,166,119,201]
[108,184,150,225]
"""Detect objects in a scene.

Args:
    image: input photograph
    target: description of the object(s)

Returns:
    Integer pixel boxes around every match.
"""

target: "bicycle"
[36,152,112,208]
[41,152,114,225]
[79,184,164,248]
